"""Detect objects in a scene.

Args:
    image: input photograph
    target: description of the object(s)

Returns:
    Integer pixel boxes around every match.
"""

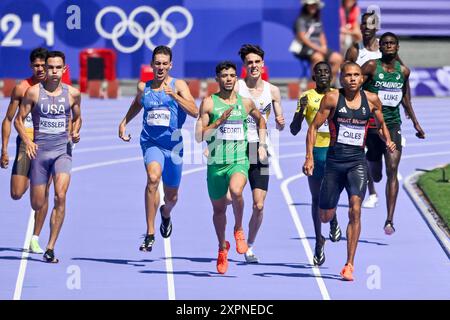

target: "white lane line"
[13,154,205,300]
[13,209,35,300]
[280,173,330,300]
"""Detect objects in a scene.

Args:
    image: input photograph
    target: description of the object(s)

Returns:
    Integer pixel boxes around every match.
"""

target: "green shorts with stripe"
[207,163,249,200]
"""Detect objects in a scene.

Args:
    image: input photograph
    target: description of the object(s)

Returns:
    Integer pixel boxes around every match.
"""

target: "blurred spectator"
[290,0,343,85]
[340,0,362,55]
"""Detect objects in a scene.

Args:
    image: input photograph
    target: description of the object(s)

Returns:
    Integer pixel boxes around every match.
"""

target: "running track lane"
[0,97,449,299]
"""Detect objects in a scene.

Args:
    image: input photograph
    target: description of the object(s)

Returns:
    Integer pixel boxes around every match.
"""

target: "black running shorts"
[366,124,402,162]
[247,142,269,191]
[319,159,368,210]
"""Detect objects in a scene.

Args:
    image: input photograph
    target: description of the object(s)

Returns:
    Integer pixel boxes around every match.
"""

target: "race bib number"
[246,115,258,142]
[39,118,66,134]
[217,120,245,141]
[146,109,171,126]
[378,90,403,107]
[318,119,329,133]
[337,124,365,146]
[24,114,33,129]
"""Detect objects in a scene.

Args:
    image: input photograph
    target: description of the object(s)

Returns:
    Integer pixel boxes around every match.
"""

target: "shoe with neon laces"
[29,237,44,254]
[384,220,396,235]
[159,205,172,238]
[313,236,326,266]
[362,194,379,208]
[329,218,342,242]
[244,247,259,264]
[139,234,155,252]
[233,229,248,254]
[217,241,230,274]
[340,263,354,281]
[43,249,59,263]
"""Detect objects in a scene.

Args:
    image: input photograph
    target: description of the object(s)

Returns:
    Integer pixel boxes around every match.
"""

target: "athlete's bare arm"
[270,84,285,130]
[361,59,377,84]
[366,91,396,153]
[290,95,308,136]
[167,79,198,118]
[245,97,267,161]
[303,91,337,176]
[195,96,232,143]
[118,82,145,142]
[400,66,425,139]
[14,85,39,159]
[345,43,359,63]
[1,83,26,168]
[69,86,82,143]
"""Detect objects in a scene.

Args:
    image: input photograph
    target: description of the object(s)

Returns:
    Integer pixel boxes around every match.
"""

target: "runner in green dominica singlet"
[196,61,267,274]
[361,32,425,235]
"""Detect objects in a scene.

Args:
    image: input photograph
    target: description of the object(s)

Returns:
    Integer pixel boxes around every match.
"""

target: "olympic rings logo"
[95,6,193,54]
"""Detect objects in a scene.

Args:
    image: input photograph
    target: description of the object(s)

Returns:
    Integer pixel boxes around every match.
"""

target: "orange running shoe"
[217,241,230,274]
[340,263,354,281]
[234,229,248,254]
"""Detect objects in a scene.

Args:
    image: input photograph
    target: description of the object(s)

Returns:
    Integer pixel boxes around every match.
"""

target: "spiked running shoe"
[244,247,259,264]
[384,220,396,235]
[139,234,155,252]
[329,218,342,242]
[217,241,230,274]
[362,194,379,208]
[29,238,44,254]
[234,229,248,254]
[313,236,326,266]
[340,263,354,281]
[43,249,59,263]
[159,205,172,238]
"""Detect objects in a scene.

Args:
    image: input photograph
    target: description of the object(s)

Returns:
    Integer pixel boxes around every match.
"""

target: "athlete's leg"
[161,185,178,219]
[308,176,322,242]
[229,172,247,232]
[10,137,31,200]
[145,162,162,235]
[345,195,362,266]
[384,149,402,223]
[248,188,267,245]
[10,175,29,200]
[46,172,70,250]
[212,197,229,250]
[33,177,51,237]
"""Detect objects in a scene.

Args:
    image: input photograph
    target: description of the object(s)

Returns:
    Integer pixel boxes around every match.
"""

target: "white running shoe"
[244,247,259,263]
[29,238,44,254]
[363,194,379,208]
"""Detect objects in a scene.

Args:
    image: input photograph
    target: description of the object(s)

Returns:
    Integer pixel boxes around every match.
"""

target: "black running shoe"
[329,218,342,242]
[384,220,396,235]
[43,249,59,263]
[159,205,172,238]
[313,236,325,266]
[140,235,155,252]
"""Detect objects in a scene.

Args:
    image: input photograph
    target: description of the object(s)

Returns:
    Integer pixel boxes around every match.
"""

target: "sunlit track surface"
[1,97,449,300]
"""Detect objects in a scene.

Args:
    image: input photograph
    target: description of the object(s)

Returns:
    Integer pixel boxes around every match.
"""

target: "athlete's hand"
[163,82,175,97]
[118,123,131,142]
[26,141,38,160]
[217,107,234,126]
[302,157,314,176]
[275,115,285,131]
[1,151,9,169]
[258,145,268,163]
[299,96,308,110]
[414,123,425,139]
[386,140,396,153]
[71,132,80,144]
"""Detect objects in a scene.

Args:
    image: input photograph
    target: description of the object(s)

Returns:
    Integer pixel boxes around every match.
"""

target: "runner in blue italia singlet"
[119,45,198,252]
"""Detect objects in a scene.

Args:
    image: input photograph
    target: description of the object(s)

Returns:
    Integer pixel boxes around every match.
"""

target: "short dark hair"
[29,47,48,63]
[215,61,237,75]
[340,61,361,73]
[313,61,331,73]
[46,51,65,64]
[238,44,265,62]
[152,45,172,62]
[380,32,399,45]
